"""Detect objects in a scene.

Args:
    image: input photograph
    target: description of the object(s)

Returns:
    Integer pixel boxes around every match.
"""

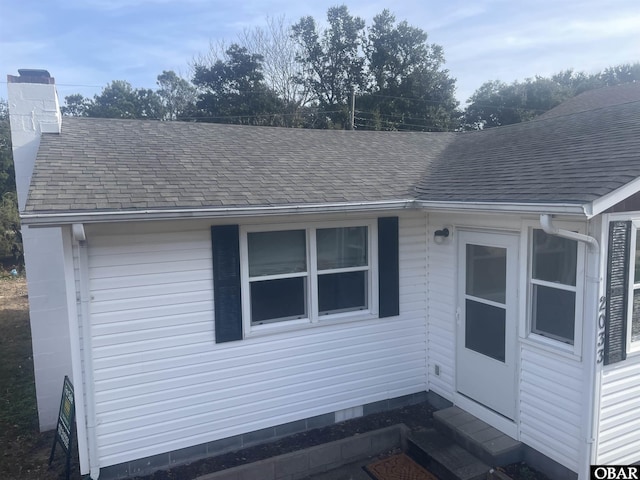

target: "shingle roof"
[25,83,640,216]
[414,93,640,203]
[27,120,454,213]
[538,82,640,119]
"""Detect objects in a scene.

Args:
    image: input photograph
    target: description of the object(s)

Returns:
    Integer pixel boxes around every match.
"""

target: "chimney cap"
[8,69,55,84]
[18,69,51,77]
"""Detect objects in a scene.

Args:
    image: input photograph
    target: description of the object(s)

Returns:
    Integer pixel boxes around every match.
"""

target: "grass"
[0,277,81,480]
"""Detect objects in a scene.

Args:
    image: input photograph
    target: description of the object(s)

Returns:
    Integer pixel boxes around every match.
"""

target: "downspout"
[73,224,100,479]
[540,214,599,251]
[540,214,600,479]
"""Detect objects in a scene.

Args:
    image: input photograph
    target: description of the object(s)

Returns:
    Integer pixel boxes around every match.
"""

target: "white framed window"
[528,228,582,348]
[627,224,640,352]
[240,220,377,333]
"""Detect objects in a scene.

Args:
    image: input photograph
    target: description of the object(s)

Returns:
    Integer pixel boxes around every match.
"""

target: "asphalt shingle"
[27,120,454,213]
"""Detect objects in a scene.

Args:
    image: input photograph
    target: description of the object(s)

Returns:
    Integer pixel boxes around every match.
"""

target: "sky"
[1,0,638,105]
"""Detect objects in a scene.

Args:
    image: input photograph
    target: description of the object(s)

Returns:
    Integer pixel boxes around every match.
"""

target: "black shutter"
[378,216,400,318]
[211,225,243,343]
[604,220,632,365]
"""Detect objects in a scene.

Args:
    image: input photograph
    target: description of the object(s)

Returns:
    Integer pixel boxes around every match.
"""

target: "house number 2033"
[597,295,607,364]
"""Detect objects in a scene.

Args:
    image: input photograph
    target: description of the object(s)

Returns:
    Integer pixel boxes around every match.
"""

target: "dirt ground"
[0,277,76,480]
[0,277,548,480]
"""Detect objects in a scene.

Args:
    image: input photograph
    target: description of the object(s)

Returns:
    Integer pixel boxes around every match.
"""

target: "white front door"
[456,230,518,420]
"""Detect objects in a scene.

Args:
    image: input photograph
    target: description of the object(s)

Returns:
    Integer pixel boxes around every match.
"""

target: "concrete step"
[408,428,490,480]
[433,407,523,467]
[304,459,374,480]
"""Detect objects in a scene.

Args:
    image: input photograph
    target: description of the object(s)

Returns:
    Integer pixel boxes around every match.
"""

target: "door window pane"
[248,230,306,277]
[532,284,575,344]
[465,299,506,362]
[317,227,367,270]
[318,271,367,315]
[532,229,577,286]
[250,277,307,324]
[466,244,506,304]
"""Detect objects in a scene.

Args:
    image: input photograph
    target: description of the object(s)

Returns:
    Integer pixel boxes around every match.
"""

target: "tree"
[0,192,21,265]
[463,62,640,129]
[0,101,15,196]
[60,93,92,117]
[156,70,197,120]
[292,5,366,128]
[192,43,286,125]
[598,63,640,86]
[238,15,311,114]
[463,79,552,128]
[62,80,165,119]
[88,80,164,119]
[358,9,458,131]
[0,101,21,265]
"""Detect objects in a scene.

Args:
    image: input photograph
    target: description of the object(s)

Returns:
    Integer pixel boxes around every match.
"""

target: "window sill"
[244,311,379,338]
[626,345,640,357]
[520,334,582,362]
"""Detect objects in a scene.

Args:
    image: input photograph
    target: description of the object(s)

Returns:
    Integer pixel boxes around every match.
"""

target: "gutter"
[417,200,589,216]
[21,199,592,227]
[540,213,601,478]
[539,214,599,250]
[20,200,417,226]
[74,225,100,479]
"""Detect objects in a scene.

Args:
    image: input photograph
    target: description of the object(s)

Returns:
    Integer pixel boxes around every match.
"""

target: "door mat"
[364,453,439,480]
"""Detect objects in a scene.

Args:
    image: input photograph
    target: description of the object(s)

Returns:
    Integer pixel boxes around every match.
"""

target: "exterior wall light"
[433,227,450,245]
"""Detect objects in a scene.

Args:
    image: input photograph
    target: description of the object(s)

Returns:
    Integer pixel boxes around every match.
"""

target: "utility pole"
[350,89,356,130]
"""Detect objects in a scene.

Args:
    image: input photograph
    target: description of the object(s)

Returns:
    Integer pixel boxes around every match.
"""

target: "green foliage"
[464,62,640,129]
[292,5,366,129]
[60,93,91,117]
[0,101,14,195]
[358,9,459,131]
[600,63,640,86]
[192,44,287,125]
[62,80,166,119]
[291,7,458,131]
[0,192,21,265]
[88,80,164,119]
[156,70,198,120]
[0,102,21,265]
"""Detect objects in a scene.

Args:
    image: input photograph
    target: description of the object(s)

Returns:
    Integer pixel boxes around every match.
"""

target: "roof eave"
[589,177,640,217]
[19,200,419,226]
[21,198,593,227]
[415,200,590,217]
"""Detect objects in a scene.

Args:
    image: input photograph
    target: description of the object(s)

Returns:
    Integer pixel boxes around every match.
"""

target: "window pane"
[532,284,575,344]
[250,277,306,324]
[248,230,306,277]
[632,289,640,343]
[465,299,505,362]
[317,226,367,270]
[532,229,577,286]
[466,244,506,304]
[318,271,367,315]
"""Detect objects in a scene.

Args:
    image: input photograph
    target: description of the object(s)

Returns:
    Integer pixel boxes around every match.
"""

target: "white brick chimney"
[6,70,72,436]
[7,69,62,211]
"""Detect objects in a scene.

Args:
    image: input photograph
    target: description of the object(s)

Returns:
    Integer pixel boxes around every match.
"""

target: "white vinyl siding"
[85,213,427,467]
[597,358,640,465]
[426,219,456,398]
[519,345,583,472]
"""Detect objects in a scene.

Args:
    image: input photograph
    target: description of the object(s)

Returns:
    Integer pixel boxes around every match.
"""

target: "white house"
[7,70,640,480]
